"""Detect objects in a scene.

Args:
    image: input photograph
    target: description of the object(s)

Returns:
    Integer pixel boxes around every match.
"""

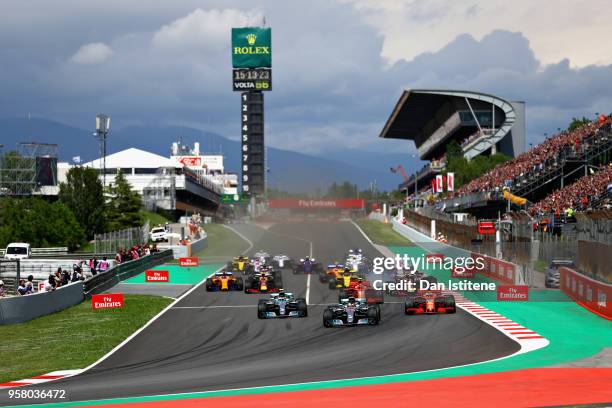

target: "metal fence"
[0,260,20,295]
[93,222,149,254]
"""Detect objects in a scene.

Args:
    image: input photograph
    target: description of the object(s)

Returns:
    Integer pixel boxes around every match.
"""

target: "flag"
[447,172,454,191]
[431,179,436,193]
[436,175,443,193]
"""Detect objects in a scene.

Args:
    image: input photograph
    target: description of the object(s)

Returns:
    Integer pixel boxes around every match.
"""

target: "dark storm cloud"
[0,1,610,154]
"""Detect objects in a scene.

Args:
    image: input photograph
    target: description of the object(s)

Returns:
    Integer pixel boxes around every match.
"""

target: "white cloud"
[70,42,113,64]
[343,0,612,68]
[152,8,263,52]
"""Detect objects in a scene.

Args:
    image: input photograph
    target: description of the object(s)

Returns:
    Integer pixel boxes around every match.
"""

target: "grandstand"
[442,116,612,214]
[380,89,525,194]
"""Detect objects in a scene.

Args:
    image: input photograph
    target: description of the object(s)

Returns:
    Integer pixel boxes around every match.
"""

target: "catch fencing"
[94,222,149,254]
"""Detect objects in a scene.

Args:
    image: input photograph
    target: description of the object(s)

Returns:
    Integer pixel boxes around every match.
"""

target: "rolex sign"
[232,27,272,68]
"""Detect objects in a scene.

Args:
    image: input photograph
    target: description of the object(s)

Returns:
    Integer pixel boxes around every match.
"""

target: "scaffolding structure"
[0,142,58,196]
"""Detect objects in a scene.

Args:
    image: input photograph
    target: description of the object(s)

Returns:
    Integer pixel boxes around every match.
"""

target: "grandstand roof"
[83,148,177,169]
[379,89,520,160]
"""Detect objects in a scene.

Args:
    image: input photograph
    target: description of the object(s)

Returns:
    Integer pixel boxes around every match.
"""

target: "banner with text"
[232,27,272,68]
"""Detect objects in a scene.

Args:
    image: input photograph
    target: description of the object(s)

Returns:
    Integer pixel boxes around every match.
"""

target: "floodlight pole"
[95,114,110,187]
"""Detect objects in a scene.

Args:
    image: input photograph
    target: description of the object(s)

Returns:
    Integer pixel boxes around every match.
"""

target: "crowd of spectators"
[528,164,612,217]
[452,115,612,198]
[115,243,159,264]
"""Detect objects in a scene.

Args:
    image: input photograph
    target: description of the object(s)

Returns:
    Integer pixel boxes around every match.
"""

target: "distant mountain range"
[0,117,424,192]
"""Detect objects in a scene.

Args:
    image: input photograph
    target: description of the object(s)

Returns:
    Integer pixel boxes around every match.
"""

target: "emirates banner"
[268,199,365,209]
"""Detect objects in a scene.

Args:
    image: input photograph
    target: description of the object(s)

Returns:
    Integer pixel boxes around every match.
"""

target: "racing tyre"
[367,307,379,325]
[323,309,333,327]
[404,295,416,315]
[234,277,244,291]
[205,278,214,292]
[244,279,252,293]
[296,298,308,317]
[444,295,456,314]
[328,280,337,290]
[319,271,329,283]
[257,300,268,319]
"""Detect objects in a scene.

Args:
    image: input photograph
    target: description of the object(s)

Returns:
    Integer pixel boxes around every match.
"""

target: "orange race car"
[205,271,244,292]
[319,262,345,284]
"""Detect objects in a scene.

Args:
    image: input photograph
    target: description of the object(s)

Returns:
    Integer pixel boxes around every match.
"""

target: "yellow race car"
[227,256,254,274]
[329,269,358,290]
[319,262,345,283]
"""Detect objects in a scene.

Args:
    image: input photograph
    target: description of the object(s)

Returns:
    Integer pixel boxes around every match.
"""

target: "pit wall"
[560,267,612,320]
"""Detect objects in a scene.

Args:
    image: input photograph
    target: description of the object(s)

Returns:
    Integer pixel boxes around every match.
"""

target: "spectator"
[99,257,109,272]
[0,280,5,297]
[17,279,28,295]
[26,275,35,293]
[54,269,63,287]
[61,269,70,286]
[44,275,56,292]
[71,267,82,282]
[89,257,98,275]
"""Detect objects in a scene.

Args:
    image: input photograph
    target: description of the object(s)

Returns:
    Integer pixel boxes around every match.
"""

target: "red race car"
[339,278,384,304]
[244,271,282,293]
[404,290,456,315]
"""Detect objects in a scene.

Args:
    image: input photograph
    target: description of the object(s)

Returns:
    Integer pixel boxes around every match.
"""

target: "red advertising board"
[497,285,529,301]
[477,221,496,235]
[177,156,202,167]
[179,257,199,267]
[92,294,124,310]
[451,266,475,279]
[267,199,365,209]
[145,270,169,283]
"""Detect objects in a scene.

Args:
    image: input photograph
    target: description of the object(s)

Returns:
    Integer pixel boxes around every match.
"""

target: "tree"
[0,198,85,249]
[567,117,591,132]
[445,153,510,189]
[105,170,143,231]
[445,140,463,160]
[59,167,106,239]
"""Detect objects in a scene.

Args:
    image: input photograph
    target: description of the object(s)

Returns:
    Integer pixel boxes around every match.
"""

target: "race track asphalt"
[0,221,520,406]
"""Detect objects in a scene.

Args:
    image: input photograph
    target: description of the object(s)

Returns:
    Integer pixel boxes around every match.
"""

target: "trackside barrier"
[158,234,207,259]
[368,212,385,222]
[0,281,84,325]
[560,267,612,320]
[83,250,173,297]
[389,215,520,284]
[474,252,516,284]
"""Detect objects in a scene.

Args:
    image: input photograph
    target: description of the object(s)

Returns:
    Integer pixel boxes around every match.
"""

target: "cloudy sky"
[1,0,611,156]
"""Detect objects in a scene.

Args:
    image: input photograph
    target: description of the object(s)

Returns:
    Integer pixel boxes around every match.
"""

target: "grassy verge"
[141,210,169,228]
[354,219,413,246]
[0,294,171,383]
[193,223,249,258]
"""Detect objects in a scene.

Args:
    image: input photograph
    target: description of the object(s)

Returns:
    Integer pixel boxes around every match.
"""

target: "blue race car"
[293,256,323,274]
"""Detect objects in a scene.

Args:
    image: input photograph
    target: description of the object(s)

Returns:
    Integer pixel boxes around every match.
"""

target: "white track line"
[171,305,255,309]
[79,225,254,374]
[350,219,374,244]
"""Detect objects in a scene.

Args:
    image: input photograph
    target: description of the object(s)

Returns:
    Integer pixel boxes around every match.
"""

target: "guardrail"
[560,267,611,320]
[0,247,69,257]
[83,249,173,297]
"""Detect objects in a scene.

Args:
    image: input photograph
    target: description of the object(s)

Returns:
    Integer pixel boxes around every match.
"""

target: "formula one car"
[205,271,244,292]
[227,256,254,274]
[319,262,344,283]
[404,290,456,315]
[272,254,294,269]
[293,257,323,274]
[253,251,272,265]
[329,268,358,290]
[244,269,282,293]
[339,278,384,304]
[257,291,307,318]
[323,297,380,327]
